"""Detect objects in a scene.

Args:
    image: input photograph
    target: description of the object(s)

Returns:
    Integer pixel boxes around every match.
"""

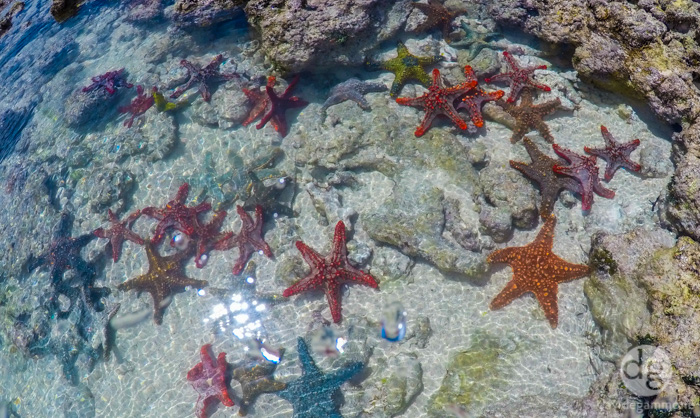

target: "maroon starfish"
[82,68,133,95]
[190,210,234,269]
[396,68,477,137]
[584,125,641,181]
[282,220,378,323]
[241,77,275,127]
[171,54,240,102]
[217,205,273,275]
[256,75,308,137]
[141,183,211,244]
[118,85,155,128]
[485,51,551,103]
[187,344,235,418]
[93,209,144,262]
[455,65,504,130]
[552,144,615,211]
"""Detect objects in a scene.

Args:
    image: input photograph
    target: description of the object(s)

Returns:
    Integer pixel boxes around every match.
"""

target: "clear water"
[0,1,675,417]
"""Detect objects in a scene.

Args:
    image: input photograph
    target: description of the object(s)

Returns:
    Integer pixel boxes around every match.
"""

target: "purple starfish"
[118,85,155,128]
[485,51,551,103]
[552,144,615,212]
[82,68,133,95]
[93,209,144,262]
[584,125,641,181]
[256,75,308,137]
[170,54,240,102]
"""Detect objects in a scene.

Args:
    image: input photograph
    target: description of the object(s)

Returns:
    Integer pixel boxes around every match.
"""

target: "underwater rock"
[62,384,95,418]
[305,182,357,229]
[244,0,411,72]
[0,103,35,162]
[64,88,126,129]
[369,246,415,286]
[50,0,80,22]
[190,82,249,129]
[478,164,537,231]
[0,2,23,39]
[126,0,163,22]
[361,352,423,417]
[105,110,178,163]
[79,166,135,214]
[664,124,700,241]
[172,0,244,27]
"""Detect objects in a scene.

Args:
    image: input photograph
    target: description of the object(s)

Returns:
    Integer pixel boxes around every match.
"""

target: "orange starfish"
[487,214,590,328]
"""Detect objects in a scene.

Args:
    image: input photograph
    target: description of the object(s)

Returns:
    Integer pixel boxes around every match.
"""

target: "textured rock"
[362,352,423,417]
[478,164,538,231]
[172,0,245,27]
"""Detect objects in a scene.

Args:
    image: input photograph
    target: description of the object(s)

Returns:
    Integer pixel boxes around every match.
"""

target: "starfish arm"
[330,221,348,264]
[326,281,343,323]
[232,242,255,275]
[509,121,530,143]
[283,273,322,297]
[325,361,363,387]
[592,180,615,199]
[415,109,439,137]
[321,95,346,112]
[534,119,554,142]
[199,83,212,102]
[295,337,322,377]
[489,280,529,310]
[395,95,426,107]
[487,246,522,264]
[538,98,561,114]
[528,79,552,92]
[550,255,591,282]
[416,54,443,67]
[509,160,541,181]
[507,83,527,104]
[534,213,556,249]
[295,240,327,272]
[350,92,371,109]
[533,285,560,328]
[484,72,514,83]
[170,80,194,99]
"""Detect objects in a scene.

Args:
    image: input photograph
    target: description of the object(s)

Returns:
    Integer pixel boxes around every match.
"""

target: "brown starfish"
[510,137,581,218]
[584,125,641,181]
[93,209,144,262]
[412,0,462,42]
[232,352,287,416]
[500,88,561,143]
[218,205,273,275]
[117,240,207,324]
[488,214,590,328]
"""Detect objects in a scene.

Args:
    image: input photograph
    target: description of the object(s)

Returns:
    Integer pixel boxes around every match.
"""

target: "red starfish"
[141,183,211,244]
[118,85,155,128]
[283,220,378,323]
[455,65,504,129]
[217,205,273,275]
[552,144,615,211]
[584,125,641,181]
[241,77,275,127]
[256,74,308,137]
[187,344,235,418]
[396,68,477,137]
[485,51,551,103]
[190,210,234,269]
[93,209,144,262]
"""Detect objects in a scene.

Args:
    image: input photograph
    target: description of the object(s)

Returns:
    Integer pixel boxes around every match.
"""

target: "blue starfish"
[276,337,363,418]
[321,78,387,116]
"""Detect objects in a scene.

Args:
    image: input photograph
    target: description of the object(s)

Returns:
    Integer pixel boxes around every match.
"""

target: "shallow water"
[0,1,677,417]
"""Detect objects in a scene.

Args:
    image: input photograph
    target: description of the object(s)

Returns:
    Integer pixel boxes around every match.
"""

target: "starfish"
[485,51,551,103]
[510,137,581,218]
[232,352,287,416]
[276,337,364,418]
[320,78,388,115]
[117,240,208,324]
[451,21,499,60]
[170,54,240,102]
[187,344,235,418]
[499,88,561,143]
[241,77,275,127]
[189,210,234,269]
[217,205,273,275]
[256,74,308,137]
[455,65,504,131]
[282,220,378,323]
[552,143,615,212]
[141,182,212,245]
[93,209,144,262]
[396,68,477,137]
[118,85,155,128]
[366,41,443,97]
[488,214,590,328]
[82,68,133,95]
[584,125,641,181]
[411,0,463,43]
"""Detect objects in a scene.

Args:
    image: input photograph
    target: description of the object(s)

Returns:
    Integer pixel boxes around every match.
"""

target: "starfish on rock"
[485,51,551,103]
[320,78,388,115]
[276,337,364,418]
[488,214,590,328]
[241,77,275,127]
[93,209,144,262]
[411,0,463,42]
[187,344,235,418]
[189,210,234,269]
[584,125,641,181]
[396,68,476,137]
[366,41,443,97]
[171,54,240,102]
[141,183,212,245]
[217,205,273,275]
[82,68,133,95]
[232,352,287,416]
[552,143,615,211]
[283,220,378,323]
[256,75,308,137]
[499,88,561,143]
[118,85,155,128]
[455,65,504,131]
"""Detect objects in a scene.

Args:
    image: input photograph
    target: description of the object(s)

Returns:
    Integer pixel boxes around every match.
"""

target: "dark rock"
[172,0,245,27]
[50,0,80,23]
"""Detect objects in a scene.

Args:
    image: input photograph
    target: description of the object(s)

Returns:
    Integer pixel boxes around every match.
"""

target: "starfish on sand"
[187,344,235,418]
[93,209,144,262]
[170,54,240,102]
[282,220,378,323]
[552,143,615,212]
[486,51,551,103]
[256,75,308,137]
[584,125,641,181]
[488,214,590,328]
[499,88,561,143]
[320,78,387,115]
[366,41,443,97]
[118,85,155,128]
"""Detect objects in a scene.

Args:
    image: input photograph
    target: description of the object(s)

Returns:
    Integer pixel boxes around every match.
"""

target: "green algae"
[590,247,618,275]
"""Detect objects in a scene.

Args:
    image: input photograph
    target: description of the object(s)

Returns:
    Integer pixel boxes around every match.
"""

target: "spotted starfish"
[552,144,615,212]
[283,220,378,323]
[141,183,212,245]
[232,353,287,416]
[499,88,561,143]
[510,137,580,218]
[118,85,155,128]
[117,240,207,324]
[93,209,144,262]
[187,344,235,418]
[241,77,275,127]
[455,65,504,131]
[256,75,308,137]
[217,205,273,275]
[189,210,234,269]
[411,0,463,42]
[366,41,443,97]
[275,337,364,418]
[488,214,590,328]
[485,51,551,103]
[396,68,477,137]
[171,54,240,102]
[320,78,388,115]
[584,125,641,181]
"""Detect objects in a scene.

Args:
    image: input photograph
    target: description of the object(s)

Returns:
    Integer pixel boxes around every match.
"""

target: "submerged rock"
[172,0,245,27]
[362,352,423,417]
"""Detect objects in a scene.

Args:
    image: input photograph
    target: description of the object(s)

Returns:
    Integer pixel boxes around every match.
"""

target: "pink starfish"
[552,144,615,211]
[93,209,144,262]
[396,68,477,137]
[217,205,273,275]
[187,344,235,418]
[584,125,641,181]
[283,220,378,323]
[118,85,155,128]
[141,183,211,244]
[256,75,308,137]
[485,51,551,103]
